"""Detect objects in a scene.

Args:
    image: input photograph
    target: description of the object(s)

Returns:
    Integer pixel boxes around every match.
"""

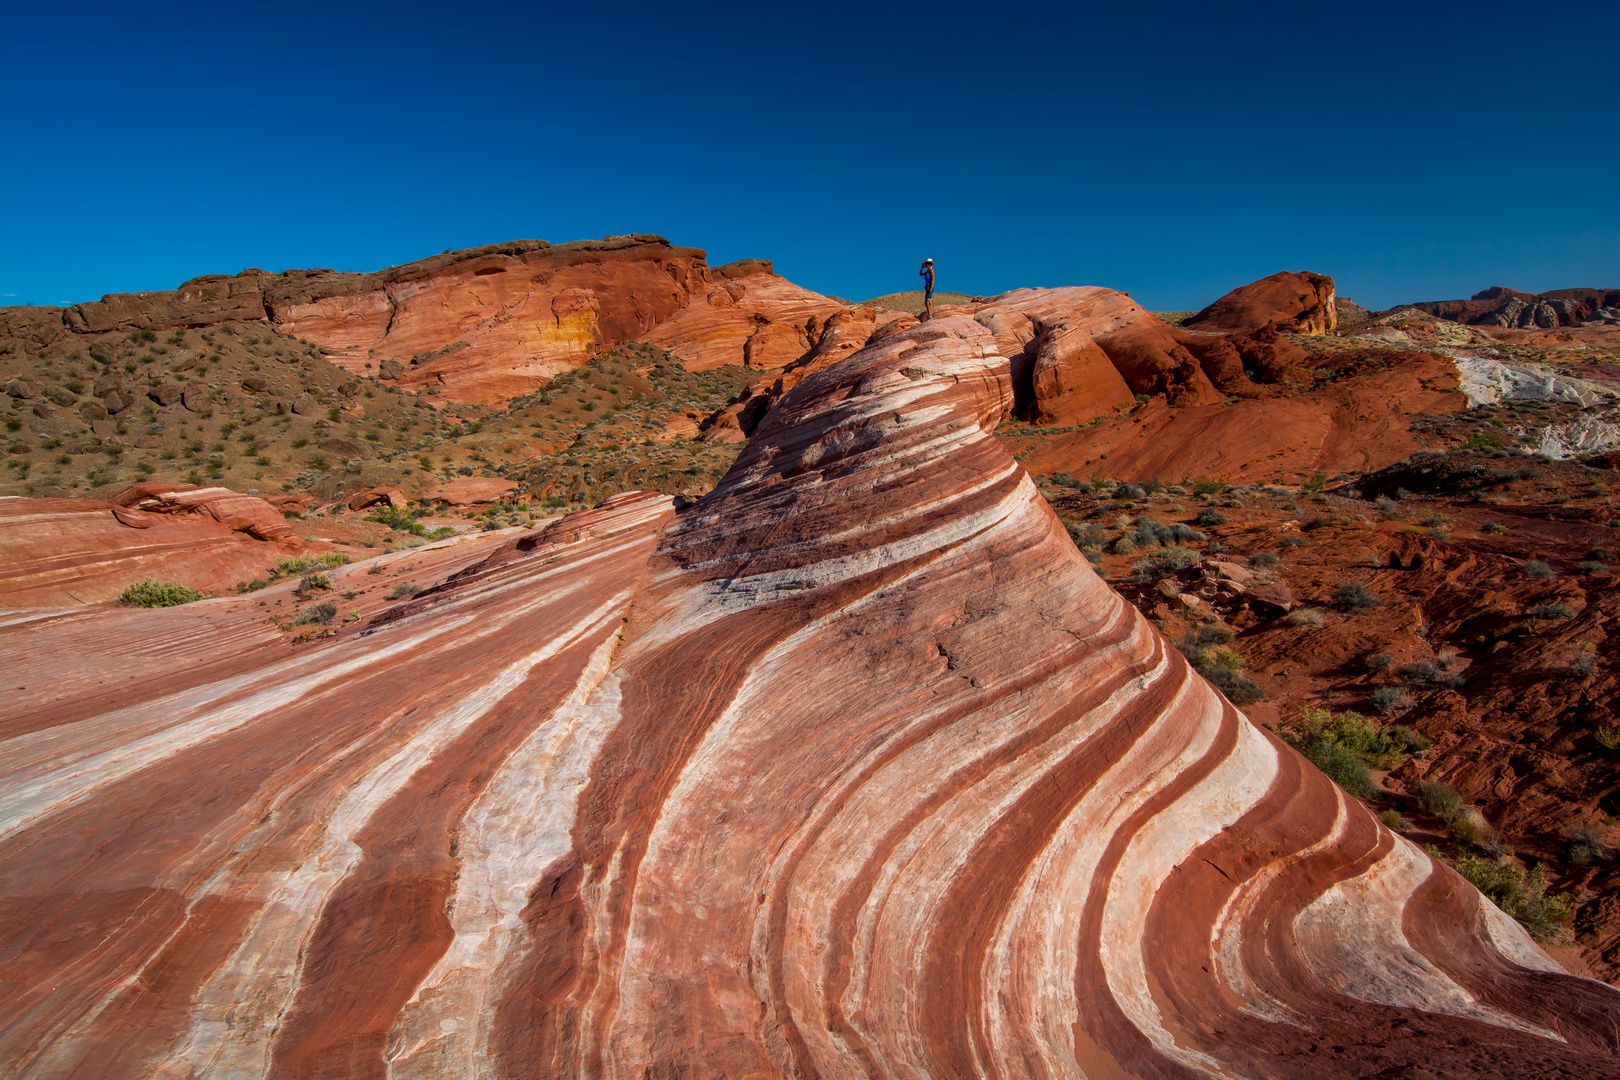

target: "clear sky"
[3,1,1615,312]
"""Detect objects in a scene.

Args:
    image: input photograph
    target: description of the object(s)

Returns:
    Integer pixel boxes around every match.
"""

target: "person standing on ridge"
[918,258,935,320]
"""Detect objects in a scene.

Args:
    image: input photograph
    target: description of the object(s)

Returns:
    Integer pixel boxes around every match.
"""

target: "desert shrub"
[1568,652,1597,678]
[1577,560,1608,575]
[1286,607,1324,628]
[291,602,337,626]
[1415,780,1463,820]
[1333,580,1381,614]
[1522,559,1555,579]
[1526,602,1575,621]
[1249,551,1280,569]
[1132,546,1200,580]
[1374,496,1400,514]
[368,504,424,534]
[1587,546,1614,561]
[1066,521,1105,550]
[1446,852,1572,942]
[1449,808,1502,854]
[1191,476,1226,495]
[297,573,332,594]
[234,578,268,594]
[1369,685,1408,714]
[1396,661,1465,689]
[1109,534,1138,555]
[1483,522,1508,534]
[1285,709,1426,799]
[1380,808,1407,831]
[1175,627,1263,704]
[1305,740,1379,798]
[273,552,350,577]
[118,579,203,608]
[1366,652,1394,672]
[426,526,456,540]
[1597,725,1620,750]
[1194,508,1226,526]
[1280,536,1304,548]
[1567,825,1609,866]
[388,583,421,600]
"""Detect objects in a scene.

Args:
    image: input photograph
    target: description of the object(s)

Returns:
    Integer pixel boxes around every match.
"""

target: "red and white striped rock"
[2,321,1616,1079]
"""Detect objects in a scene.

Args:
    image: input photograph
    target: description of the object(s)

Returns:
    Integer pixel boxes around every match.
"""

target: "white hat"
[924,258,934,264]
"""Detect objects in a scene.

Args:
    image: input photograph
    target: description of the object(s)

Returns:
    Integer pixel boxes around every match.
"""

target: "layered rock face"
[0,482,307,607]
[4,322,1618,1080]
[1187,270,1339,335]
[33,239,850,406]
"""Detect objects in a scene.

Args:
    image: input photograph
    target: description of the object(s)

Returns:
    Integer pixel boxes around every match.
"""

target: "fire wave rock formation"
[4,319,1620,1080]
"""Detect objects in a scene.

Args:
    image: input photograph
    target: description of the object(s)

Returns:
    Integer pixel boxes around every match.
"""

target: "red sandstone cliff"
[37,238,851,406]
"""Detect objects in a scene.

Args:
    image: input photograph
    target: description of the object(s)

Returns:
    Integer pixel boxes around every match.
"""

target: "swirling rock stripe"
[1,317,1617,1079]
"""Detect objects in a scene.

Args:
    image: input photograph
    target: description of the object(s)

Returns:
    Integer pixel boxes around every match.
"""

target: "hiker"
[918,258,935,320]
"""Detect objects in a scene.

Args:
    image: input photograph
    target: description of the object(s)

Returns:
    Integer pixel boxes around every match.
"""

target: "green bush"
[292,602,336,626]
[118,579,203,608]
[1380,808,1407,831]
[1284,708,1430,801]
[1176,627,1263,705]
[297,572,333,593]
[1249,551,1279,569]
[1304,739,1379,799]
[1194,508,1227,526]
[1525,602,1575,620]
[388,583,421,600]
[273,552,350,577]
[1286,607,1324,628]
[1416,780,1463,820]
[1522,559,1555,579]
[1445,851,1572,942]
[367,504,425,534]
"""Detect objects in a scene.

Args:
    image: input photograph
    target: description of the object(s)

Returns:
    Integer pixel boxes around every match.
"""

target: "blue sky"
[3,2,1615,312]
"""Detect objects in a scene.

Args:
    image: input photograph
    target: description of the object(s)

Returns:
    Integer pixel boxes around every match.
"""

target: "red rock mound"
[3,324,1616,1079]
[0,483,307,607]
[1187,269,1339,334]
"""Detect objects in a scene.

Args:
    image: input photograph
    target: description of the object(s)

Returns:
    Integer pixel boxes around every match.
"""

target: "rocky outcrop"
[345,486,408,511]
[107,482,295,542]
[1005,349,1465,483]
[1187,270,1339,334]
[697,305,916,442]
[3,321,1616,1079]
[421,476,518,506]
[28,239,853,407]
[0,484,306,607]
[1409,286,1620,329]
[640,260,849,372]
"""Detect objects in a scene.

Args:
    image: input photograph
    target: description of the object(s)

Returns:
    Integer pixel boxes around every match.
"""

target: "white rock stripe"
[0,615,477,843]
[150,591,635,1080]
[385,623,626,1079]
[1294,836,1562,1040]
[1100,711,1279,1077]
